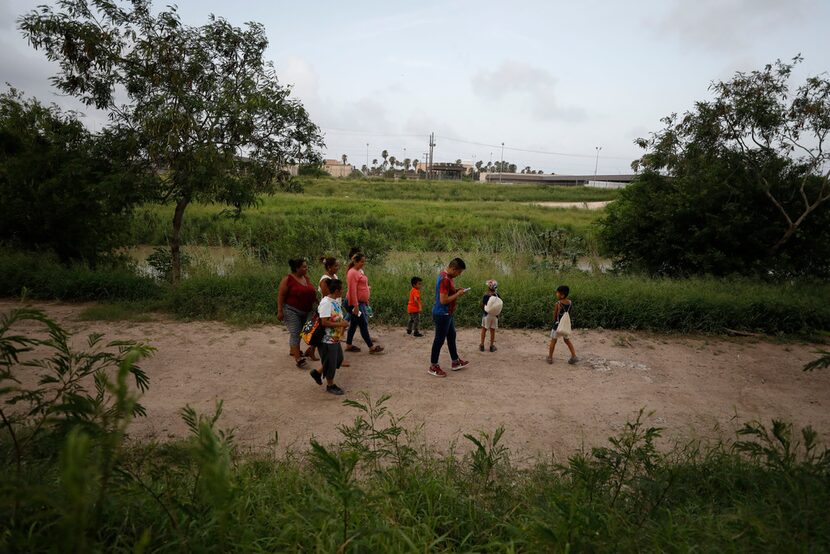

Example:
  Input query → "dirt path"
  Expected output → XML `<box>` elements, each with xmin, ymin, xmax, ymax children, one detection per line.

<box><xmin>4</xmin><ymin>301</ymin><xmax>829</xmax><ymax>458</ymax></box>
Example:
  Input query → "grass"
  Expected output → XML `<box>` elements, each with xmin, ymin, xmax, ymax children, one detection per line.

<box><xmin>296</xmin><ymin>176</ymin><xmax>620</xmax><ymax>202</ymax></box>
<box><xmin>4</xmin><ymin>249</ymin><xmax>829</xmax><ymax>334</ymax></box>
<box><xmin>129</xmin><ymin>194</ymin><xmax>604</xmax><ymax>255</ymax></box>
<box><xmin>76</xmin><ymin>302</ymin><xmax>159</xmax><ymax>322</ymax></box>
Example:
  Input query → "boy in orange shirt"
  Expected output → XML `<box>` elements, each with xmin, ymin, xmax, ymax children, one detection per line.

<box><xmin>406</xmin><ymin>276</ymin><xmax>424</xmax><ymax>337</ymax></box>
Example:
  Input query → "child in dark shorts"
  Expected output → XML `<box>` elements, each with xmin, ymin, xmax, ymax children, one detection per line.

<box><xmin>309</xmin><ymin>279</ymin><xmax>349</xmax><ymax>395</ymax></box>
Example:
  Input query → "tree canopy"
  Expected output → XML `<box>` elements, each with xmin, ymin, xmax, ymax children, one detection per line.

<box><xmin>600</xmin><ymin>57</ymin><xmax>830</xmax><ymax>278</ymax></box>
<box><xmin>0</xmin><ymin>89</ymin><xmax>150</xmax><ymax>263</ymax></box>
<box><xmin>20</xmin><ymin>0</ymin><xmax>323</xmax><ymax>280</ymax></box>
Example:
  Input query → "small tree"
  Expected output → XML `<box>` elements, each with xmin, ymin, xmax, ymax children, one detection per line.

<box><xmin>341</xmin><ymin>154</ymin><xmax>348</xmax><ymax>165</ymax></box>
<box><xmin>20</xmin><ymin>0</ymin><xmax>322</xmax><ymax>282</ymax></box>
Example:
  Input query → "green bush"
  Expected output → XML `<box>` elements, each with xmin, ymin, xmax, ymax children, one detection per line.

<box><xmin>0</xmin><ymin>249</ymin><xmax>162</xmax><ymax>301</ymax></box>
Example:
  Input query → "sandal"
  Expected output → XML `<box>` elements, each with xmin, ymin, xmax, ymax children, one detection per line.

<box><xmin>345</xmin><ymin>345</ymin><xmax>361</xmax><ymax>353</ymax></box>
<box><xmin>369</xmin><ymin>345</ymin><xmax>385</xmax><ymax>355</ymax></box>
<box><xmin>546</xmin><ymin>356</ymin><xmax>553</xmax><ymax>365</ymax></box>
<box><xmin>295</xmin><ymin>356</ymin><xmax>307</xmax><ymax>368</ymax></box>
<box><xmin>342</xmin><ymin>359</ymin><xmax>351</xmax><ymax>367</ymax></box>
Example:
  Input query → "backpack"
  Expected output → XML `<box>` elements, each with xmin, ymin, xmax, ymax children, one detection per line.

<box><xmin>557</xmin><ymin>306</ymin><xmax>572</xmax><ymax>336</ymax></box>
<box><xmin>485</xmin><ymin>295</ymin><xmax>503</xmax><ymax>316</ymax></box>
<box><xmin>301</xmin><ymin>313</ymin><xmax>325</xmax><ymax>346</ymax></box>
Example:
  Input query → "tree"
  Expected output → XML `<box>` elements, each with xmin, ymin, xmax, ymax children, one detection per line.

<box><xmin>601</xmin><ymin>58</ymin><xmax>830</xmax><ymax>277</ymax></box>
<box><xmin>475</xmin><ymin>160</ymin><xmax>483</xmax><ymax>172</ymax></box>
<box><xmin>413</xmin><ymin>159</ymin><xmax>419</xmax><ymax>172</ymax></box>
<box><xmin>342</xmin><ymin>154</ymin><xmax>348</xmax><ymax>165</ymax></box>
<box><xmin>20</xmin><ymin>0</ymin><xmax>322</xmax><ymax>283</ymax></box>
<box><xmin>388</xmin><ymin>155</ymin><xmax>397</xmax><ymax>169</ymax></box>
<box><xmin>403</xmin><ymin>158</ymin><xmax>411</xmax><ymax>171</ymax></box>
<box><xmin>0</xmin><ymin>89</ymin><xmax>150</xmax><ymax>263</ymax></box>
<box><xmin>633</xmin><ymin>57</ymin><xmax>830</xmax><ymax>255</ymax></box>
<box><xmin>381</xmin><ymin>149</ymin><xmax>389</xmax><ymax>169</ymax></box>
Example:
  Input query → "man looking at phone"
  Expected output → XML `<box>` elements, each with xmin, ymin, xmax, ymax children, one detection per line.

<box><xmin>428</xmin><ymin>257</ymin><xmax>470</xmax><ymax>377</ymax></box>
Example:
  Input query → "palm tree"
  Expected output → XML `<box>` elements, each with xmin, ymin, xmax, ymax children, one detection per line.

<box><xmin>381</xmin><ymin>149</ymin><xmax>389</xmax><ymax>169</ymax></box>
<box><xmin>388</xmin><ymin>155</ymin><xmax>397</xmax><ymax>169</ymax></box>
<box><xmin>455</xmin><ymin>158</ymin><xmax>462</xmax><ymax>165</ymax></box>
<box><xmin>342</xmin><ymin>154</ymin><xmax>348</xmax><ymax>165</ymax></box>
<box><xmin>403</xmin><ymin>158</ymin><xmax>411</xmax><ymax>171</ymax></box>
<box><xmin>413</xmin><ymin>159</ymin><xmax>419</xmax><ymax>172</ymax></box>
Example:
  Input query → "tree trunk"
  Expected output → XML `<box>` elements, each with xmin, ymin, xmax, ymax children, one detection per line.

<box><xmin>171</xmin><ymin>198</ymin><xmax>189</xmax><ymax>285</ymax></box>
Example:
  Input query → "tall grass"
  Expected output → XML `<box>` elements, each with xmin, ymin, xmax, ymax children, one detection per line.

<box><xmin>129</xmin><ymin>195</ymin><xmax>603</xmax><ymax>254</ymax></box>
<box><xmin>2</xmin><ymin>312</ymin><xmax>829</xmax><ymax>552</ymax></box>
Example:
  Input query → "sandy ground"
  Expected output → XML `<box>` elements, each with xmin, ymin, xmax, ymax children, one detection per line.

<box><xmin>532</xmin><ymin>201</ymin><xmax>612</xmax><ymax>210</ymax></box>
<box><xmin>3</xmin><ymin>300</ymin><xmax>829</xmax><ymax>460</ymax></box>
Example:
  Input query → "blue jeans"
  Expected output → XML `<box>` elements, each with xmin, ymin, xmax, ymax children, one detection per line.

<box><xmin>431</xmin><ymin>314</ymin><xmax>458</xmax><ymax>365</ymax></box>
<box><xmin>346</xmin><ymin>302</ymin><xmax>373</xmax><ymax>348</ymax></box>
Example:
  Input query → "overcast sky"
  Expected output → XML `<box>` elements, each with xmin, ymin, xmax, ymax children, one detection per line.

<box><xmin>2</xmin><ymin>0</ymin><xmax>828</xmax><ymax>174</ymax></box>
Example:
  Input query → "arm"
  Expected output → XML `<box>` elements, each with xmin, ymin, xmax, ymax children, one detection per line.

<box><xmin>321</xmin><ymin>317</ymin><xmax>349</xmax><ymax>329</ymax></box>
<box><xmin>320</xmin><ymin>278</ymin><xmax>331</xmax><ymax>297</ymax></box>
<box><xmin>277</xmin><ymin>276</ymin><xmax>289</xmax><ymax>321</ymax></box>
<box><xmin>552</xmin><ymin>302</ymin><xmax>560</xmax><ymax>323</ymax></box>
<box><xmin>440</xmin><ymin>288</ymin><xmax>466</xmax><ymax>305</ymax></box>
<box><xmin>347</xmin><ymin>270</ymin><xmax>360</xmax><ymax>314</ymax></box>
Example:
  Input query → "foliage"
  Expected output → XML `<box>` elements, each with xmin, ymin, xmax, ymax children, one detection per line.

<box><xmin>4</xmin><ymin>248</ymin><xmax>830</xmax><ymax>333</ymax></box>
<box><xmin>297</xmin><ymin>163</ymin><xmax>329</xmax><ymax>177</ymax></box>
<box><xmin>606</xmin><ymin>57</ymin><xmax>830</xmax><ymax>278</ymax></box>
<box><xmin>0</xmin><ymin>89</ymin><xmax>149</xmax><ymax>263</ymax></box>
<box><xmin>804</xmin><ymin>350</ymin><xmax>830</xmax><ymax>372</ymax></box>
<box><xmin>146</xmin><ymin>246</ymin><xmax>191</xmax><ymax>282</ymax></box>
<box><xmin>20</xmin><ymin>0</ymin><xmax>324</xmax><ymax>282</ymax></box>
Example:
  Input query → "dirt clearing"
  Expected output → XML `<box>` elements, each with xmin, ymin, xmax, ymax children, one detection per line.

<box><xmin>4</xmin><ymin>301</ymin><xmax>829</xmax><ymax>458</ymax></box>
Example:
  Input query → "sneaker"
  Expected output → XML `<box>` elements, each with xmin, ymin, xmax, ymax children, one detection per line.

<box><xmin>309</xmin><ymin>369</ymin><xmax>323</xmax><ymax>386</ymax></box>
<box><xmin>326</xmin><ymin>384</ymin><xmax>345</xmax><ymax>395</ymax></box>
<box><xmin>479</xmin><ymin>344</ymin><xmax>485</xmax><ymax>352</ymax></box>
<box><xmin>413</xmin><ymin>332</ymin><xmax>424</xmax><ymax>337</ymax></box>
<box><xmin>428</xmin><ymin>365</ymin><xmax>447</xmax><ymax>378</ymax></box>
<box><xmin>489</xmin><ymin>345</ymin><xmax>497</xmax><ymax>353</ymax></box>
<box><xmin>451</xmin><ymin>359</ymin><xmax>470</xmax><ymax>371</ymax></box>
<box><xmin>568</xmin><ymin>356</ymin><xmax>579</xmax><ymax>365</ymax></box>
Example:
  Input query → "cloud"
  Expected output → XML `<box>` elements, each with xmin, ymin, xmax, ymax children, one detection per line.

<box><xmin>653</xmin><ymin>0</ymin><xmax>813</xmax><ymax>51</ymax></box>
<box><xmin>470</xmin><ymin>61</ymin><xmax>586</xmax><ymax>122</ymax></box>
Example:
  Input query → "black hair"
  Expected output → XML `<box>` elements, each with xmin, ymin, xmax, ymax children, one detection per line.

<box><xmin>556</xmin><ymin>285</ymin><xmax>570</xmax><ymax>297</ymax></box>
<box><xmin>411</xmin><ymin>276</ymin><xmax>423</xmax><ymax>287</ymax></box>
<box><xmin>288</xmin><ymin>258</ymin><xmax>307</xmax><ymax>272</ymax></box>
<box><xmin>448</xmin><ymin>257</ymin><xmax>466</xmax><ymax>270</ymax></box>
<box><xmin>348</xmin><ymin>252</ymin><xmax>365</xmax><ymax>270</ymax></box>
<box><xmin>347</xmin><ymin>246</ymin><xmax>361</xmax><ymax>259</ymax></box>
<box><xmin>327</xmin><ymin>279</ymin><xmax>343</xmax><ymax>294</ymax></box>
<box><xmin>320</xmin><ymin>256</ymin><xmax>338</xmax><ymax>271</ymax></box>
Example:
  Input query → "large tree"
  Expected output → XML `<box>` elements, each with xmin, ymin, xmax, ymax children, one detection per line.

<box><xmin>0</xmin><ymin>89</ymin><xmax>150</xmax><ymax>263</ymax></box>
<box><xmin>20</xmin><ymin>0</ymin><xmax>323</xmax><ymax>282</ymax></box>
<box><xmin>601</xmin><ymin>58</ymin><xmax>830</xmax><ymax>277</ymax></box>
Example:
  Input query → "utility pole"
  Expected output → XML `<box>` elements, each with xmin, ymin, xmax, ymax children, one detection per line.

<box><xmin>428</xmin><ymin>132</ymin><xmax>436</xmax><ymax>180</ymax></box>
<box><xmin>500</xmin><ymin>142</ymin><xmax>504</xmax><ymax>183</ymax></box>
<box><xmin>594</xmin><ymin>146</ymin><xmax>602</xmax><ymax>181</ymax></box>
<box><xmin>366</xmin><ymin>143</ymin><xmax>369</xmax><ymax>175</ymax></box>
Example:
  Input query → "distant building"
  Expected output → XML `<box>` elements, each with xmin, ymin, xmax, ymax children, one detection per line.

<box><xmin>479</xmin><ymin>172</ymin><xmax>637</xmax><ymax>186</ymax></box>
<box><xmin>322</xmin><ymin>159</ymin><xmax>353</xmax><ymax>178</ymax></box>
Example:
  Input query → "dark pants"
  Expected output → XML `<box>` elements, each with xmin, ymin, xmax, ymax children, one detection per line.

<box><xmin>431</xmin><ymin>314</ymin><xmax>458</xmax><ymax>365</ymax></box>
<box><xmin>319</xmin><ymin>343</ymin><xmax>343</xmax><ymax>381</ymax></box>
<box><xmin>407</xmin><ymin>313</ymin><xmax>421</xmax><ymax>333</ymax></box>
<box><xmin>346</xmin><ymin>302</ymin><xmax>373</xmax><ymax>347</ymax></box>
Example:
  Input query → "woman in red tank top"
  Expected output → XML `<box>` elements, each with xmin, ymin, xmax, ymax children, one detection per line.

<box><xmin>277</xmin><ymin>259</ymin><xmax>318</xmax><ymax>367</ymax></box>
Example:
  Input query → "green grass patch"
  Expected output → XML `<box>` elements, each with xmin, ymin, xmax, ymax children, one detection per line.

<box><xmin>297</xmin><ymin>176</ymin><xmax>620</xmax><ymax>202</ymax></box>
<box><xmin>76</xmin><ymin>302</ymin><xmax>159</xmax><ymax>322</ymax></box>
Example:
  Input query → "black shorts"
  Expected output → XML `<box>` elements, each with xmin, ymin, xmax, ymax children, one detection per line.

<box><xmin>319</xmin><ymin>342</ymin><xmax>344</xmax><ymax>378</ymax></box>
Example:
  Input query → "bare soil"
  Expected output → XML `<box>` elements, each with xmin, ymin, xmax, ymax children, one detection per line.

<box><xmin>4</xmin><ymin>301</ymin><xmax>829</xmax><ymax>459</ymax></box>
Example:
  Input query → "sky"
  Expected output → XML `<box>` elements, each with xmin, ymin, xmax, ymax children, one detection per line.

<box><xmin>2</xmin><ymin>0</ymin><xmax>829</xmax><ymax>174</ymax></box>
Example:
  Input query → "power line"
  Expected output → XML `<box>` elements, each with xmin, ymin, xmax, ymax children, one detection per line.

<box><xmin>439</xmin><ymin>135</ymin><xmax>633</xmax><ymax>160</ymax></box>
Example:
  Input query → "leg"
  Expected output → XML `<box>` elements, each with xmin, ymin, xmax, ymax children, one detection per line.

<box><xmin>356</xmin><ymin>303</ymin><xmax>374</xmax><ymax>348</ymax></box>
<box><xmin>413</xmin><ymin>313</ymin><xmax>421</xmax><ymax>334</ymax></box>
<box><xmin>346</xmin><ymin>313</ymin><xmax>359</xmax><ymax>345</ymax></box>
<box><xmin>284</xmin><ymin>307</ymin><xmax>307</xmax><ymax>366</ymax></box>
<box><xmin>479</xmin><ymin>326</ymin><xmax>486</xmax><ymax>348</ymax></box>
<box><xmin>431</xmin><ymin>314</ymin><xmax>451</xmax><ymax>365</ymax></box>
<box><xmin>446</xmin><ymin>316</ymin><xmax>459</xmax><ymax>361</ymax></box>
<box><xmin>489</xmin><ymin>328</ymin><xmax>496</xmax><ymax>347</ymax></box>
<box><xmin>407</xmin><ymin>314</ymin><xmax>414</xmax><ymax>334</ymax></box>
<box><xmin>564</xmin><ymin>338</ymin><xmax>577</xmax><ymax>358</ymax></box>
<box><xmin>547</xmin><ymin>337</ymin><xmax>557</xmax><ymax>363</ymax></box>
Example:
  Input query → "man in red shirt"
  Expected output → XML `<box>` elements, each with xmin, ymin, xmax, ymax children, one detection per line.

<box><xmin>429</xmin><ymin>258</ymin><xmax>470</xmax><ymax>377</ymax></box>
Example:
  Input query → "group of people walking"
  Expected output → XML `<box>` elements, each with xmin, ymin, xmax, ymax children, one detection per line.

<box><xmin>278</xmin><ymin>252</ymin><xmax>579</xmax><ymax>395</ymax></box>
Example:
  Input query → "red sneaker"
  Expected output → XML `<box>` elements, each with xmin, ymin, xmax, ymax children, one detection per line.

<box><xmin>451</xmin><ymin>359</ymin><xmax>470</xmax><ymax>371</ymax></box>
<box><xmin>428</xmin><ymin>365</ymin><xmax>447</xmax><ymax>377</ymax></box>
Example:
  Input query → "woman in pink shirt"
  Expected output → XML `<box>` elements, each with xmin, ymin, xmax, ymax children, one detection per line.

<box><xmin>344</xmin><ymin>253</ymin><xmax>384</xmax><ymax>354</ymax></box>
